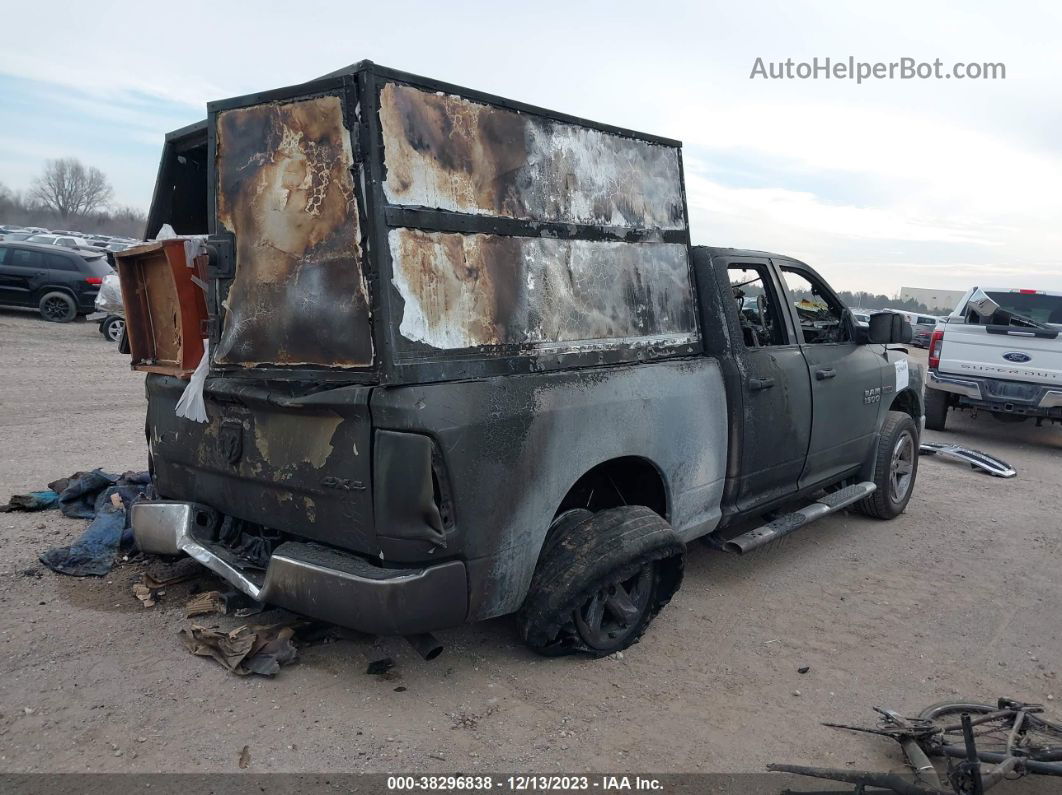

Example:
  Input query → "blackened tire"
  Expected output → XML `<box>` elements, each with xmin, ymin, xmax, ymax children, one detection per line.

<box><xmin>38</xmin><ymin>291</ymin><xmax>77</xmax><ymax>323</ymax></box>
<box><xmin>924</xmin><ymin>387</ymin><xmax>949</xmax><ymax>431</ymax></box>
<box><xmin>517</xmin><ymin>505</ymin><xmax>685</xmax><ymax>658</ymax></box>
<box><xmin>856</xmin><ymin>411</ymin><xmax>919</xmax><ymax>520</ymax></box>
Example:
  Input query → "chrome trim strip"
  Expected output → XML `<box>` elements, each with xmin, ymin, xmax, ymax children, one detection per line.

<box><xmin>927</xmin><ymin>371</ymin><xmax>983</xmax><ymax>400</ymax></box>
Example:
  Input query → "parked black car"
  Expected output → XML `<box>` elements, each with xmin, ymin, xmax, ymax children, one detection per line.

<box><xmin>0</xmin><ymin>242</ymin><xmax>112</xmax><ymax>321</ymax></box>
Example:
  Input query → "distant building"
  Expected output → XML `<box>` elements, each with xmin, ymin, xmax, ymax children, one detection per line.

<box><xmin>899</xmin><ymin>286</ymin><xmax>965</xmax><ymax>312</ymax></box>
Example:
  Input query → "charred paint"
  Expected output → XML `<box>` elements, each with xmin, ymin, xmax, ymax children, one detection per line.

<box><xmin>379</xmin><ymin>83</ymin><xmax>685</xmax><ymax>230</ymax></box>
<box><xmin>214</xmin><ymin>95</ymin><xmax>373</xmax><ymax>368</ymax></box>
<box><xmin>252</xmin><ymin>413</ymin><xmax>343</xmax><ymax>473</ymax></box>
<box><xmin>389</xmin><ymin>228</ymin><xmax>698</xmax><ymax>350</ymax></box>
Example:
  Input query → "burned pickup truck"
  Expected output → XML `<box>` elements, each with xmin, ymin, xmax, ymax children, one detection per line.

<box><xmin>123</xmin><ymin>61</ymin><xmax>922</xmax><ymax>658</ymax></box>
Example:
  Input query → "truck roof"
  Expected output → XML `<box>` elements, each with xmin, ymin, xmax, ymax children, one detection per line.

<box><xmin>694</xmin><ymin>245</ymin><xmax>807</xmax><ymax>265</ymax></box>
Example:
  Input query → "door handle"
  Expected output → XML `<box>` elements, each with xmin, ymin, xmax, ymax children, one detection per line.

<box><xmin>815</xmin><ymin>368</ymin><xmax>836</xmax><ymax>381</ymax></box>
<box><xmin>749</xmin><ymin>377</ymin><xmax>775</xmax><ymax>391</ymax></box>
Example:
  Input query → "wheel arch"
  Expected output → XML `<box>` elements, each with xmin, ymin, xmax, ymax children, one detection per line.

<box><xmin>889</xmin><ymin>387</ymin><xmax>923</xmax><ymax>425</ymax></box>
<box><xmin>553</xmin><ymin>454</ymin><xmax>671</xmax><ymax>524</ymax></box>
<box><xmin>34</xmin><ymin>283</ymin><xmax>79</xmax><ymax>304</ymax></box>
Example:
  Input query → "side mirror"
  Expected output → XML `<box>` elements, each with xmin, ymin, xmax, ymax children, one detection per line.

<box><xmin>866</xmin><ymin>312</ymin><xmax>913</xmax><ymax>344</ymax></box>
<box><xmin>968</xmin><ymin>287</ymin><xmax>1000</xmax><ymax>319</ymax></box>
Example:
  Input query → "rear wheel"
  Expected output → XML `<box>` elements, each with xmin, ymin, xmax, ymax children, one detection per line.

<box><xmin>38</xmin><ymin>291</ymin><xmax>77</xmax><ymax>323</ymax></box>
<box><xmin>924</xmin><ymin>387</ymin><xmax>949</xmax><ymax>431</ymax></box>
<box><xmin>856</xmin><ymin>411</ymin><xmax>919</xmax><ymax>519</ymax></box>
<box><xmin>101</xmin><ymin>315</ymin><xmax>125</xmax><ymax>342</ymax></box>
<box><xmin>518</xmin><ymin>505</ymin><xmax>684</xmax><ymax>658</ymax></box>
<box><xmin>917</xmin><ymin>701</ymin><xmax>1062</xmax><ymax>760</ymax></box>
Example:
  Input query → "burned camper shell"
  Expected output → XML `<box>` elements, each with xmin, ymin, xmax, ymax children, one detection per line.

<box><xmin>134</xmin><ymin>62</ymin><xmax>727</xmax><ymax>652</ymax></box>
<box><xmin>144</xmin><ymin>60</ymin><xmax>701</xmax><ymax>384</ymax></box>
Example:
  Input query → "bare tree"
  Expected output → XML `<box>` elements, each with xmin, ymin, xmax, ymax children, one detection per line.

<box><xmin>29</xmin><ymin>158</ymin><xmax>114</xmax><ymax>221</ymax></box>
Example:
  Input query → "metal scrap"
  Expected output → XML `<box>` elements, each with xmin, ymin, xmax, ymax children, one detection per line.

<box><xmin>919</xmin><ymin>442</ymin><xmax>1017</xmax><ymax>478</ymax></box>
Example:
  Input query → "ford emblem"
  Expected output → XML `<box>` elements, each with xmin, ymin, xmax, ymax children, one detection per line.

<box><xmin>1003</xmin><ymin>352</ymin><xmax>1031</xmax><ymax>363</ymax></box>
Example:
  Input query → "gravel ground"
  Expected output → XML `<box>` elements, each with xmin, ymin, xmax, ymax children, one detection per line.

<box><xmin>1</xmin><ymin>306</ymin><xmax>1060</xmax><ymax>778</ymax></box>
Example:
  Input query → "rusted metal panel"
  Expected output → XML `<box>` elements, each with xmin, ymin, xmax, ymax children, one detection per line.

<box><xmin>214</xmin><ymin>95</ymin><xmax>373</xmax><ymax>368</ymax></box>
<box><xmin>379</xmin><ymin>83</ymin><xmax>685</xmax><ymax>231</ymax></box>
<box><xmin>389</xmin><ymin>228</ymin><xmax>698</xmax><ymax>350</ymax></box>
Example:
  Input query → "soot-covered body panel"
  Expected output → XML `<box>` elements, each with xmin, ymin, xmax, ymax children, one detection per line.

<box><xmin>369</xmin><ymin>357</ymin><xmax>727</xmax><ymax>619</ymax></box>
<box><xmin>389</xmin><ymin>230</ymin><xmax>697</xmax><ymax>351</ymax></box>
<box><xmin>214</xmin><ymin>94</ymin><xmax>373</xmax><ymax>369</ymax></box>
<box><xmin>378</xmin><ymin>82</ymin><xmax>686</xmax><ymax>230</ymax></box>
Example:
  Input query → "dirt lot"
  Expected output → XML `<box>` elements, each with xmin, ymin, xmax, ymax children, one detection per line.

<box><xmin>1</xmin><ymin>306</ymin><xmax>1060</xmax><ymax>776</ymax></box>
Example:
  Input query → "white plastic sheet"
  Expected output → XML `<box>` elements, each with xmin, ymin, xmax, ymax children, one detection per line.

<box><xmin>175</xmin><ymin>339</ymin><xmax>210</xmax><ymax>423</ymax></box>
<box><xmin>94</xmin><ymin>273</ymin><xmax>124</xmax><ymax>316</ymax></box>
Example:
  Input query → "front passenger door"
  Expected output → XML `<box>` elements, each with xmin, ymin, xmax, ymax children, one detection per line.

<box><xmin>777</xmin><ymin>262</ymin><xmax>884</xmax><ymax>488</ymax></box>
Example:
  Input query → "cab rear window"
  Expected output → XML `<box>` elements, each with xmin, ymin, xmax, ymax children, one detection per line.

<box><xmin>987</xmin><ymin>291</ymin><xmax>1062</xmax><ymax>325</ymax></box>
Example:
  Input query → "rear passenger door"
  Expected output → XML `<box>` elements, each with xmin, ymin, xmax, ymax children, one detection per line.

<box><xmin>0</xmin><ymin>247</ymin><xmax>44</xmax><ymax>306</ymax></box>
<box><xmin>725</xmin><ymin>259</ymin><xmax>813</xmax><ymax>510</ymax></box>
<box><xmin>776</xmin><ymin>261</ymin><xmax>884</xmax><ymax>488</ymax></box>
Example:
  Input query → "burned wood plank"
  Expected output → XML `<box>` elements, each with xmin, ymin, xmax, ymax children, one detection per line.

<box><xmin>389</xmin><ymin>228</ymin><xmax>698</xmax><ymax>350</ymax></box>
<box><xmin>214</xmin><ymin>95</ymin><xmax>373</xmax><ymax>368</ymax></box>
<box><xmin>379</xmin><ymin>83</ymin><xmax>685</xmax><ymax>231</ymax></box>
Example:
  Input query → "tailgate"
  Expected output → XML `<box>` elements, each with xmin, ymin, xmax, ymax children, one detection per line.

<box><xmin>940</xmin><ymin>322</ymin><xmax>1062</xmax><ymax>387</ymax></box>
<box><xmin>146</xmin><ymin>375</ymin><xmax>375</xmax><ymax>554</ymax></box>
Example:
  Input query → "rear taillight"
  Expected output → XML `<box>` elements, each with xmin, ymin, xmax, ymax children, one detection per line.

<box><xmin>85</xmin><ymin>277</ymin><xmax>103</xmax><ymax>286</ymax></box>
<box><xmin>928</xmin><ymin>329</ymin><xmax>944</xmax><ymax>369</ymax></box>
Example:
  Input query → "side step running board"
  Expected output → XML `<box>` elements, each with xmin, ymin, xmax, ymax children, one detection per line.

<box><xmin>919</xmin><ymin>442</ymin><xmax>1017</xmax><ymax>478</ymax></box>
<box><xmin>723</xmin><ymin>481</ymin><xmax>877</xmax><ymax>555</ymax></box>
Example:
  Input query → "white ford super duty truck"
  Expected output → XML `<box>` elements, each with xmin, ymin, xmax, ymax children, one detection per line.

<box><xmin>925</xmin><ymin>287</ymin><xmax>1062</xmax><ymax>430</ymax></box>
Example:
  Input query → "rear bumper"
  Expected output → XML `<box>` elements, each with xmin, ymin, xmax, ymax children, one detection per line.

<box><xmin>131</xmin><ymin>501</ymin><xmax>468</xmax><ymax>635</ymax></box>
<box><xmin>927</xmin><ymin>370</ymin><xmax>1062</xmax><ymax>416</ymax></box>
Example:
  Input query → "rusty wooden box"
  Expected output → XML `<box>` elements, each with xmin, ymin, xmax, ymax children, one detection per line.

<box><xmin>115</xmin><ymin>239</ymin><xmax>209</xmax><ymax>378</ymax></box>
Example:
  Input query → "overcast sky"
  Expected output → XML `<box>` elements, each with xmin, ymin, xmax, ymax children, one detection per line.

<box><xmin>1</xmin><ymin>0</ymin><xmax>1059</xmax><ymax>294</ymax></box>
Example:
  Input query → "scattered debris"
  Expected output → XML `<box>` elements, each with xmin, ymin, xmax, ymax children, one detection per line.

<box><xmin>773</xmin><ymin>697</ymin><xmax>1062</xmax><ymax>793</ymax></box>
<box><xmin>184</xmin><ymin>590</ymin><xmax>226</xmax><ymax>618</ymax></box>
<box><xmin>798</xmin><ymin>665</ymin><xmax>811</xmax><ymax>674</ymax></box>
<box><xmin>366</xmin><ymin>657</ymin><xmax>395</xmax><ymax>676</ymax></box>
<box><xmin>919</xmin><ymin>442</ymin><xmax>1017</xmax><ymax>478</ymax></box>
<box><xmin>132</xmin><ymin>571</ymin><xmax>199</xmax><ymax>609</ymax></box>
<box><xmin>394</xmin><ymin>686</ymin><xmax>408</xmax><ymax>692</ymax></box>
<box><xmin>132</xmin><ymin>582</ymin><xmax>157</xmax><ymax>609</ymax></box>
<box><xmin>238</xmin><ymin>745</ymin><xmax>250</xmax><ymax>769</ymax></box>
<box><xmin>179</xmin><ymin>620</ymin><xmax>299</xmax><ymax>677</ymax></box>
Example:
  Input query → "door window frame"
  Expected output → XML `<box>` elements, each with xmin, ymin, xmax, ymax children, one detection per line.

<box><xmin>723</xmin><ymin>257</ymin><xmax>800</xmax><ymax>350</ymax></box>
<box><xmin>775</xmin><ymin>260</ymin><xmax>854</xmax><ymax>347</ymax></box>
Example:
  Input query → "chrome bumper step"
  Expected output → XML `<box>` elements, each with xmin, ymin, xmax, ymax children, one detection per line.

<box><xmin>723</xmin><ymin>481</ymin><xmax>877</xmax><ymax>555</ymax></box>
